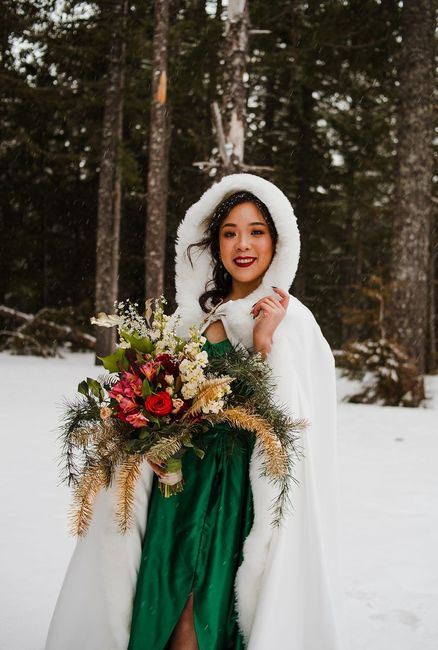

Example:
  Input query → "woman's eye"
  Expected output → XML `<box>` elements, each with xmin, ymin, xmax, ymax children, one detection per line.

<box><xmin>223</xmin><ymin>231</ymin><xmax>235</xmax><ymax>238</ymax></box>
<box><xmin>252</xmin><ymin>229</ymin><xmax>264</xmax><ymax>236</ymax></box>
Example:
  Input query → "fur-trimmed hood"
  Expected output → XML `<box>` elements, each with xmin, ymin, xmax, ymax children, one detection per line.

<box><xmin>174</xmin><ymin>173</ymin><xmax>300</xmax><ymax>326</ymax></box>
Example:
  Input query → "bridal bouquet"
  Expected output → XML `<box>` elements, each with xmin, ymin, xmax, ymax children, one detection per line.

<box><xmin>60</xmin><ymin>297</ymin><xmax>306</xmax><ymax>536</ymax></box>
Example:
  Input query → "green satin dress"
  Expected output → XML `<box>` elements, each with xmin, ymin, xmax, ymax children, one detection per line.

<box><xmin>128</xmin><ymin>338</ymin><xmax>255</xmax><ymax>650</ymax></box>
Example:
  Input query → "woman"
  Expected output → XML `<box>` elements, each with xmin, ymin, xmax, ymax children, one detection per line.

<box><xmin>45</xmin><ymin>173</ymin><xmax>344</xmax><ymax>650</ymax></box>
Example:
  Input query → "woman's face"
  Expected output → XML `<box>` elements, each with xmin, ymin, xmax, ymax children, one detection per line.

<box><xmin>218</xmin><ymin>201</ymin><xmax>274</xmax><ymax>290</ymax></box>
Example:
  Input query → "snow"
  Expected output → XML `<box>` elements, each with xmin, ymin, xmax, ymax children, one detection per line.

<box><xmin>1</xmin><ymin>351</ymin><xmax>437</xmax><ymax>650</ymax></box>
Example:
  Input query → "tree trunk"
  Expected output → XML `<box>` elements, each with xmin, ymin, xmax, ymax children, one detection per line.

<box><xmin>145</xmin><ymin>0</ymin><xmax>170</xmax><ymax>300</ymax></box>
<box><xmin>427</xmin><ymin>206</ymin><xmax>437</xmax><ymax>371</ymax></box>
<box><xmin>95</xmin><ymin>0</ymin><xmax>127</xmax><ymax>362</ymax></box>
<box><xmin>292</xmin><ymin>83</ymin><xmax>315</xmax><ymax>303</ymax></box>
<box><xmin>215</xmin><ymin>0</ymin><xmax>249</xmax><ymax>178</ymax></box>
<box><xmin>386</xmin><ymin>0</ymin><xmax>434</xmax><ymax>380</ymax></box>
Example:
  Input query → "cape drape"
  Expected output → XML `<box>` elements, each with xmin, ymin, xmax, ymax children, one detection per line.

<box><xmin>45</xmin><ymin>173</ymin><xmax>344</xmax><ymax>650</ymax></box>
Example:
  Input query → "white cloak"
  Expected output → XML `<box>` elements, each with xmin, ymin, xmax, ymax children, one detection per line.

<box><xmin>45</xmin><ymin>173</ymin><xmax>344</xmax><ymax>649</ymax></box>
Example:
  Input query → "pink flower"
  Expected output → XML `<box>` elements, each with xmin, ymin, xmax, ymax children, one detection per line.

<box><xmin>108</xmin><ymin>381</ymin><xmax>125</xmax><ymax>400</ymax></box>
<box><xmin>139</xmin><ymin>362</ymin><xmax>156</xmax><ymax>382</ymax></box>
<box><xmin>122</xmin><ymin>371</ymin><xmax>143</xmax><ymax>397</ymax></box>
<box><xmin>118</xmin><ymin>397</ymin><xmax>138</xmax><ymax>414</ymax></box>
<box><xmin>171</xmin><ymin>398</ymin><xmax>184</xmax><ymax>414</ymax></box>
<box><xmin>125</xmin><ymin>411</ymin><xmax>149</xmax><ymax>428</ymax></box>
<box><xmin>108</xmin><ymin>374</ymin><xmax>142</xmax><ymax>401</ymax></box>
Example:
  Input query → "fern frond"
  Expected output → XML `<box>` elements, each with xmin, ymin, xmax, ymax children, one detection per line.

<box><xmin>146</xmin><ymin>433</ymin><xmax>185</xmax><ymax>462</ymax></box>
<box><xmin>185</xmin><ymin>376</ymin><xmax>234</xmax><ymax>416</ymax></box>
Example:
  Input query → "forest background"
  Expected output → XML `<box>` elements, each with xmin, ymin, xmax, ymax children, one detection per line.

<box><xmin>1</xmin><ymin>0</ymin><xmax>436</xmax><ymax>406</ymax></box>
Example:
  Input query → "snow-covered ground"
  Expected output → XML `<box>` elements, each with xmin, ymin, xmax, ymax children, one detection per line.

<box><xmin>1</xmin><ymin>351</ymin><xmax>437</xmax><ymax>650</ymax></box>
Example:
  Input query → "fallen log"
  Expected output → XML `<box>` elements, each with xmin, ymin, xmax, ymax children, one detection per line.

<box><xmin>0</xmin><ymin>305</ymin><xmax>96</xmax><ymax>355</ymax></box>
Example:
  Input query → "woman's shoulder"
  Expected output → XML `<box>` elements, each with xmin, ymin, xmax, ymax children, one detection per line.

<box><xmin>284</xmin><ymin>295</ymin><xmax>334</xmax><ymax>364</ymax></box>
<box><xmin>286</xmin><ymin>295</ymin><xmax>319</xmax><ymax>327</ymax></box>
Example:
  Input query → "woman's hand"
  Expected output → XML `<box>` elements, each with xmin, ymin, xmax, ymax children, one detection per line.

<box><xmin>147</xmin><ymin>458</ymin><xmax>167</xmax><ymax>478</ymax></box>
<box><xmin>251</xmin><ymin>287</ymin><xmax>290</xmax><ymax>358</ymax></box>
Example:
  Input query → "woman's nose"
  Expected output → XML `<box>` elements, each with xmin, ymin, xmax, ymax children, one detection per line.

<box><xmin>235</xmin><ymin>237</ymin><xmax>251</xmax><ymax>250</ymax></box>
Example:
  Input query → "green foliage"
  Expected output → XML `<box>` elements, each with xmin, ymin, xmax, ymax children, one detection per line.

<box><xmin>141</xmin><ymin>377</ymin><xmax>152</xmax><ymax>397</ymax></box>
<box><xmin>99</xmin><ymin>347</ymin><xmax>129</xmax><ymax>372</ymax></box>
<box><xmin>120</xmin><ymin>330</ymin><xmax>153</xmax><ymax>353</ymax></box>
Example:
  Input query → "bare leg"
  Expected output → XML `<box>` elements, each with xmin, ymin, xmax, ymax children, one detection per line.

<box><xmin>168</xmin><ymin>590</ymin><xmax>199</xmax><ymax>650</ymax></box>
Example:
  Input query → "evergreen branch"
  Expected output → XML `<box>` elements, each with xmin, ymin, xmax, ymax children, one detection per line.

<box><xmin>208</xmin><ymin>406</ymin><xmax>287</xmax><ymax>478</ymax></box>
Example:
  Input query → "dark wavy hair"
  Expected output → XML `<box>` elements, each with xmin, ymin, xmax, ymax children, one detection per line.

<box><xmin>187</xmin><ymin>190</ymin><xmax>278</xmax><ymax>312</ymax></box>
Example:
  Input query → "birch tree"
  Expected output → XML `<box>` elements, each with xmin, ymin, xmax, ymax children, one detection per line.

<box><xmin>195</xmin><ymin>0</ymin><xmax>272</xmax><ymax>178</ymax></box>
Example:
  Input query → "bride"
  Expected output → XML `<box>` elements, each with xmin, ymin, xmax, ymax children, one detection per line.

<box><xmin>45</xmin><ymin>172</ymin><xmax>344</xmax><ymax>649</ymax></box>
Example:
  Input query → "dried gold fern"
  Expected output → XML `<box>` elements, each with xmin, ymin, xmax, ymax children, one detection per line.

<box><xmin>146</xmin><ymin>434</ymin><xmax>184</xmax><ymax>463</ymax></box>
<box><xmin>210</xmin><ymin>406</ymin><xmax>288</xmax><ymax>478</ymax></box>
<box><xmin>70</xmin><ymin>418</ymin><xmax>118</xmax><ymax>447</ymax></box>
<box><xmin>115</xmin><ymin>456</ymin><xmax>144</xmax><ymax>533</ymax></box>
<box><xmin>185</xmin><ymin>376</ymin><xmax>234</xmax><ymax>417</ymax></box>
<box><xmin>68</xmin><ymin>465</ymin><xmax>106</xmax><ymax>537</ymax></box>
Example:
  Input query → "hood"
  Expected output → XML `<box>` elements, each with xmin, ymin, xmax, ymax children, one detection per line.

<box><xmin>174</xmin><ymin>172</ymin><xmax>300</xmax><ymax>322</ymax></box>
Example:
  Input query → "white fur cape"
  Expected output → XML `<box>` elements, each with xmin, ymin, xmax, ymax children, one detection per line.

<box><xmin>45</xmin><ymin>173</ymin><xmax>344</xmax><ymax>649</ymax></box>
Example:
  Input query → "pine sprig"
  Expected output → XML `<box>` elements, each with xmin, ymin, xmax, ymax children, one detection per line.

<box><xmin>58</xmin><ymin>395</ymin><xmax>101</xmax><ymax>487</ymax></box>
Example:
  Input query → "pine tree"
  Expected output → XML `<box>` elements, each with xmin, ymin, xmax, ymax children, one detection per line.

<box><xmin>386</xmin><ymin>0</ymin><xmax>435</xmax><ymax>385</ymax></box>
<box><xmin>144</xmin><ymin>0</ymin><xmax>170</xmax><ymax>299</ymax></box>
<box><xmin>95</xmin><ymin>0</ymin><xmax>128</xmax><ymax>360</ymax></box>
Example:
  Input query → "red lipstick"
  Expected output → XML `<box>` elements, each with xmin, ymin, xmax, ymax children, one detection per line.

<box><xmin>233</xmin><ymin>256</ymin><xmax>256</xmax><ymax>268</ymax></box>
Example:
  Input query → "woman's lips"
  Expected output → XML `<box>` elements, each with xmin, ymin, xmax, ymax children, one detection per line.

<box><xmin>233</xmin><ymin>256</ymin><xmax>256</xmax><ymax>268</ymax></box>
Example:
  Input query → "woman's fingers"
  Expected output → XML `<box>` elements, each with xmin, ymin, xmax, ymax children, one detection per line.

<box><xmin>253</xmin><ymin>302</ymin><xmax>275</xmax><ymax>318</ymax></box>
<box><xmin>272</xmin><ymin>286</ymin><xmax>290</xmax><ymax>308</ymax></box>
<box><xmin>252</xmin><ymin>295</ymin><xmax>285</xmax><ymax>317</ymax></box>
<box><xmin>147</xmin><ymin>458</ymin><xmax>167</xmax><ymax>478</ymax></box>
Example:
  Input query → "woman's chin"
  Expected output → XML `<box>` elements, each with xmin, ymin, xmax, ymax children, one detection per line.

<box><xmin>229</xmin><ymin>268</ymin><xmax>267</xmax><ymax>288</ymax></box>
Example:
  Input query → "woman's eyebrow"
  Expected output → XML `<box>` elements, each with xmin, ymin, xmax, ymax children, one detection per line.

<box><xmin>221</xmin><ymin>221</ymin><xmax>266</xmax><ymax>228</ymax></box>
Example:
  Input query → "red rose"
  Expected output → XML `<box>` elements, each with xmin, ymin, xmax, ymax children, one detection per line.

<box><xmin>145</xmin><ymin>391</ymin><xmax>173</xmax><ymax>416</ymax></box>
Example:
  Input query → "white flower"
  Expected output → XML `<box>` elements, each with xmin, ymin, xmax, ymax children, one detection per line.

<box><xmin>182</xmin><ymin>381</ymin><xmax>198</xmax><ymax>399</ymax></box>
<box><xmin>195</xmin><ymin>351</ymin><xmax>208</xmax><ymax>366</ymax></box>
<box><xmin>90</xmin><ymin>312</ymin><xmax>124</xmax><ymax>328</ymax></box>
<box><xmin>201</xmin><ymin>398</ymin><xmax>225</xmax><ymax>414</ymax></box>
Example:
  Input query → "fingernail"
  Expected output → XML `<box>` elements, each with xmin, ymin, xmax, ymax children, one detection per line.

<box><xmin>160</xmin><ymin>462</ymin><xmax>167</xmax><ymax>468</ymax></box>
